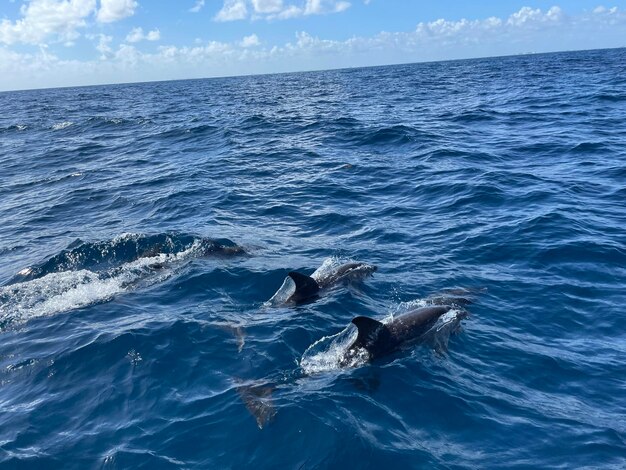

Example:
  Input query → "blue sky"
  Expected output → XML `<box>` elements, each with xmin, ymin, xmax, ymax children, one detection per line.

<box><xmin>1</xmin><ymin>1</ymin><xmax>626</xmax><ymax>91</ymax></box>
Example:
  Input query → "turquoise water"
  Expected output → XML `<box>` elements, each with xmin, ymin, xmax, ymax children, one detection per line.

<box><xmin>1</xmin><ymin>48</ymin><xmax>625</xmax><ymax>468</ymax></box>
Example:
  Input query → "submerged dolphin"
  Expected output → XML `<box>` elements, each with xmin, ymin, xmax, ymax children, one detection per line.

<box><xmin>237</xmin><ymin>382</ymin><xmax>276</xmax><ymax>429</ymax></box>
<box><xmin>340</xmin><ymin>305</ymin><xmax>468</xmax><ymax>366</ymax></box>
<box><xmin>268</xmin><ymin>260</ymin><xmax>377</xmax><ymax>305</ymax></box>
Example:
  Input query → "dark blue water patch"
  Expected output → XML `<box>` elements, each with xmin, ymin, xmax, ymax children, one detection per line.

<box><xmin>145</xmin><ymin>123</ymin><xmax>224</xmax><ymax>142</ymax></box>
<box><xmin>593</xmin><ymin>92</ymin><xmax>626</xmax><ymax>102</ymax></box>
<box><xmin>449</xmin><ymin>107</ymin><xmax>502</xmax><ymax>123</ymax></box>
<box><xmin>1</xmin><ymin>48</ymin><xmax>626</xmax><ymax>468</ymax></box>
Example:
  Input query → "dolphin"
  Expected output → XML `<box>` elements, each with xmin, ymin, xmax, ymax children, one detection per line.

<box><xmin>5</xmin><ymin>236</ymin><xmax>245</xmax><ymax>286</ymax></box>
<box><xmin>267</xmin><ymin>260</ymin><xmax>377</xmax><ymax>305</ymax></box>
<box><xmin>340</xmin><ymin>305</ymin><xmax>468</xmax><ymax>366</ymax></box>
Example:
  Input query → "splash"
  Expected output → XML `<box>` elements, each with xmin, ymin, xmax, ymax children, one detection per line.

<box><xmin>419</xmin><ymin>307</ymin><xmax>468</xmax><ymax>353</ymax></box>
<box><xmin>310</xmin><ymin>256</ymin><xmax>376</xmax><ymax>283</ymax></box>
<box><xmin>0</xmin><ymin>250</ymin><xmax>183</xmax><ymax>330</ymax></box>
<box><xmin>300</xmin><ymin>326</ymin><xmax>370</xmax><ymax>374</ymax></box>
<box><xmin>310</xmin><ymin>257</ymin><xmax>342</xmax><ymax>281</ymax></box>
<box><xmin>264</xmin><ymin>276</ymin><xmax>296</xmax><ymax>307</ymax></box>
<box><xmin>1</xmin><ymin>233</ymin><xmax>244</xmax><ymax>330</ymax></box>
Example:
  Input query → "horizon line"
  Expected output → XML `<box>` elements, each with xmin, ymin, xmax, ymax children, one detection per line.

<box><xmin>2</xmin><ymin>45</ymin><xmax>624</xmax><ymax>95</ymax></box>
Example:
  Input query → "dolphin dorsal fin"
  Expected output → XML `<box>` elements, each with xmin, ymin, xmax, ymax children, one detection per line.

<box><xmin>287</xmin><ymin>271</ymin><xmax>320</xmax><ymax>299</ymax></box>
<box><xmin>351</xmin><ymin>316</ymin><xmax>385</xmax><ymax>349</ymax></box>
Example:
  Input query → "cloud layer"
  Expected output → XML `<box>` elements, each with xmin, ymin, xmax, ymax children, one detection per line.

<box><xmin>214</xmin><ymin>0</ymin><xmax>351</xmax><ymax>21</ymax></box>
<box><xmin>1</xmin><ymin>5</ymin><xmax>626</xmax><ymax>91</ymax></box>
<box><xmin>97</xmin><ymin>0</ymin><xmax>138</xmax><ymax>23</ymax></box>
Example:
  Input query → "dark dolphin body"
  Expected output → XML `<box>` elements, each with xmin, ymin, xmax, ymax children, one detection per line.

<box><xmin>268</xmin><ymin>261</ymin><xmax>377</xmax><ymax>305</ymax></box>
<box><xmin>5</xmin><ymin>235</ymin><xmax>245</xmax><ymax>286</ymax></box>
<box><xmin>195</xmin><ymin>238</ymin><xmax>246</xmax><ymax>257</ymax></box>
<box><xmin>341</xmin><ymin>305</ymin><xmax>469</xmax><ymax>365</ymax></box>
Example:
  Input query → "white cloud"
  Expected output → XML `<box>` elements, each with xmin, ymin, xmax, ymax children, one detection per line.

<box><xmin>0</xmin><ymin>0</ymin><xmax>142</xmax><ymax>45</ymax></box>
<box><xmin>146</xmin><ymin>29</ymin><xmax>160</xmax><ymax>41</ymax></box>
<box><xmin>114</xmin><ymin>43</ymin><xmax>139</xmax><ymax>65</ymax></box>
<box><xmin>216</xmin><ymin>0</ymin><xmax>351</xmax><ymax>21</ymax></box>
<box><xmin>252</xmin><ymin>0</ymin><xmax>283</xmax><ymax>14</ymax></box>
<box><xmin>215</xmin><ymin>0</ymin><xmax>248</xmax><ymax>21</ymax></box>
<box><xmin>279</xmin><ymin>6</ymin><xmax>625</xmax><ymax>61</ymax></box>
<box><xmin>125</xmin><ymin>27</ymin><xmax>160</xmax><ymax>43</ymax></box>
<box><xmin>592</xmin><ymin>5</ymin><xmax>619</xmax><ymax>16</ymax></box>
<box><xmin>189</xmin><ymin>0</ymin><xmax>205</xmax><ymax>13</ymax></box>
<box><xmin>240</xmin><ymin>33</ymin><xmax>260</xmax><ymax>47</ymax></box>
<box><xmin>273</xmin><ymin>5</ymin><xmax>300</xmax><ymax>19</ymax></box>
<box><xmin>334</xmin><ymin>1</ymin><xmax>350</xmax><ymax>13</ymax></box>
<box><xmin>0</xmin><ymin>0</ymin><xmax>96</xmax><ymax>45</ymax></box>
<box><xmin>303</xmin><ymin>0</ymin><xmax>320</xmax><ymax>14</ymax></box>
<box><xmin>506</xmin><ymin>6</ymin><xmax>563</xmax><ymax>27</ymax></box>
<box><xmin>97</xmin><ymin>0</ymin><xmax>138</xmax><ymax>23</ymax></box>
<box><xmin>95</xmin><ymin>33</ymin><xmax>112</xmax><ymax>58</ymax></box>
<box><xmin>125</xmin><ymin>27</ymin><xmax>142</xmax><ymax>42</ymax></box>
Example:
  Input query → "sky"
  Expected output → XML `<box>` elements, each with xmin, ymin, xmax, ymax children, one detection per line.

<box><xmin>1</xmin><ymin>1</ymin><xmax>625</xmax><ymax>91</ymax></box>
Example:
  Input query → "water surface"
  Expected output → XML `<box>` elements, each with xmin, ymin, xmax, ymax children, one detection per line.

<box><xmin>1</xmin><ymin>48</ymin><xmax>625</xmax><ymax>468</ymax></box>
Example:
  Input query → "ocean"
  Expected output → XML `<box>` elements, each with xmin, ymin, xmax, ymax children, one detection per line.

<box><xmin>1</xmin><ymin>48</ymin><xmax>625</xmax><ymax>468</ymax></box>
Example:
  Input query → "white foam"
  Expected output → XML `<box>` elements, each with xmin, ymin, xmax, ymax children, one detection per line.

<box><xmin>52</xmin><ymin>121</ymin><xmax>73</xmax><ymax>130</ymax></box>
<box><xmin>436</xmin><ymin>309</ymin><xmax>463</xmax><ymax>332</ymax></box>
<box><xmin>311</xmin><ymin>256</ymin><xmax>342</xmax><ymax>281</ymax></box>
<box><xmin>420</xmin><ymin>308</ymin><xmax>466</xmax><ymax>352</ymax></box>
<box><xmin>111</xmin><ymin>232</ymin><xmax>142</xmax><ymax>243</ymax></box>
<box><xmin>17</xmin><ymin>267</ymin><xmax>34</xmax><ymax>277</ymax></box>
<box><xmin>0</xmin><ymin>269</ymin><xmax>121</xmax><ymax>326</ymax></box>
<box><xmin>311</xmin><ymin>256</ymin><xmax>376</xmax><ymax>285</ymax></box>
<box><xmin>299</xmin><ymin>326</ymin><xmax>369</xmax><ymax>374</ymax></box>
<box><xmin>0</xmin><ymin>242</ymin><xmax>201</xmax><ymax>329</ymax></box>
<box><xmin>395</xmin><ymin>298</ymin><xmax>429</xmax><ymax>312</ymax></box>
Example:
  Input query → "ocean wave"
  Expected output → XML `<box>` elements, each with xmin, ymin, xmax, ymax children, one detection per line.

<box><xmin>1</xmin><ymin>124</ymin><xmax>28</xmax><ymax>133</ymax></box>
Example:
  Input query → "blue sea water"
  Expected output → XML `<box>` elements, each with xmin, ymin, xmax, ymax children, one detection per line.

<box><xmin>1</xmin><ymin>48</ymin><xmax>625</xmax><ymax>468</ymax></box>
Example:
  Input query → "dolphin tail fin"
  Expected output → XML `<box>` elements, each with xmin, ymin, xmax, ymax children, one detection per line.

<box><xmin>236</xmin><ymin>382</ymin><xmax>276</xmax><ymax>429</ymax></box>
<box><xmin>351</xmin><ymin>316</ymin><xmax>386</xmax><ymax>351</ymax></box>
<box><xmin>288</xmin><ymin>271</ymin><xmax>320</xmax><ymax>299</ymax></box>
